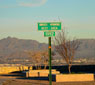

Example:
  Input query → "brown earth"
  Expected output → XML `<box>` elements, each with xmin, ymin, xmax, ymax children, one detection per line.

<box><xmin>0</xmin><ymin>73</ymin><xmax>95</xmax><ymax>85</ymax></box>
<box><xmin>2</xmin><ymin>78</ymin><xmax>95</xmax><ymax>85</ymax></box>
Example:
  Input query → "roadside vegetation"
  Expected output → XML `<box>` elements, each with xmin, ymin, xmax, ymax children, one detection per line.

<box><xmin>54</xmin><ymin>30</ymin><xmax>80</xmax><ymax>73</ymax></box>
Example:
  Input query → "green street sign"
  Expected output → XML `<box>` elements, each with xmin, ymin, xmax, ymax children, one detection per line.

<box><xmin>38</xmin><ymin>22</ymin><xmax>61</xmax><ymax>31</ymax></box>
<box><xmin>44</xmin><ymin>31</ymin><xmax>55</xmax><ymax>37</ymax></box>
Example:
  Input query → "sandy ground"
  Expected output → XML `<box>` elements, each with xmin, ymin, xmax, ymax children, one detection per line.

<box><xmin>0</xmin><ymin>73</ymin><xmax>95</xmax><ymax>85</ymax></box>
<box><xmin>2</xmin><ymin>79</ymin><xmax>95</xmax><ymax>85</ymax></box>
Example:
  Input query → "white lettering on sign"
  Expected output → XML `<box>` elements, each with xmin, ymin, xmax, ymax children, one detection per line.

<box><xmin>39</xmin><ymin>24</ymin><xmax>48</xmax><ymax>26</ymax></box>
<box><xmin>50</xmin><ymin>24</ymin><xmax>60</xmax><ymax>26</ymax></box>
<box><xmin>51</xmin><ymin>27</ymin><xmax>58</xmax><ymax>30</ymax></box>
<box><xmin>41</xmin><ymin>27</ymin><xmax>48</xmax><ymax>30</ymax></box>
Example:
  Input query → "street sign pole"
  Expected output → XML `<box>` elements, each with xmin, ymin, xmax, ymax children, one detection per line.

<box><xmin>38</xmin><ymin>22</ymin><xmax>61</xmax><ymax>85</ymax></box>
<box><xmin>49</xmin><ymin>37</ymin><xmax>52</xmax><ymax>85</ymax></box>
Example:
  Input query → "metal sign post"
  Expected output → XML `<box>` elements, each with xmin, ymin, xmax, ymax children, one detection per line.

<box><xmin>38</xmin><ymin>22</ymin><xmax>61</xmax><ymax>85</ymax></box>
<box><xmin>49</xmin><ymin>37</ymin><xmax>52</xmax><ymax>85</ymax></box>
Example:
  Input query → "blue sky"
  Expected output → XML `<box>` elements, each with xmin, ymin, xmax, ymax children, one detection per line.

<box><xmin>0</xmin><ymin>0</ymin><xmax>95</xmax><ymax>43</ymax></box>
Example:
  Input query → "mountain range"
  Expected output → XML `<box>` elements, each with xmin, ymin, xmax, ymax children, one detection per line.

<box><xmin>0</xmin><ymin>37</ymin><xmax>95</xmax><ymax>64</ymax></box>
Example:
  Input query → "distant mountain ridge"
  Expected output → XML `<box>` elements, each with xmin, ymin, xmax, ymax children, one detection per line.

<box><xmin>0</xmin><ymin>37</ymin><xmax>48</xmax><ymax>56</ymax></box>
<box><xmin>0</xmin><ymin>37</ymin><xmax>95</xmax><ymax>64</ymax></box>
<box><xmin>75</xmin><ymin>39</ymin><xmax>95</xmax><ymax>59</ymax></box>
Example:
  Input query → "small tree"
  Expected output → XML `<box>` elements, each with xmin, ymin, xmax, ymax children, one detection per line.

<box><xmin>54</xmin><ymin>30</ymin><xmax>80</xmax><ymax>73</ymax></box>
<box><xmin>27</xmin><ymin>50</ymin><xmax>55</xmax><ymax>70</ymax></box>
<box><xmin>41</xmin><ymin>51</ymin><xmax>49</xmax><ymax>69</ymax></box>
<box><xmin>27</xmin><ymin>51</ymin><xmax>42</xmax><ymax>70</ymax></box>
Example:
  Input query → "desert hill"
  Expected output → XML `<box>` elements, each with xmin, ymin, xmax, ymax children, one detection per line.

<box><xmin>0</xmin><ymin>37</ymin><xmax>95</xmax><ymax>64</ymax></box>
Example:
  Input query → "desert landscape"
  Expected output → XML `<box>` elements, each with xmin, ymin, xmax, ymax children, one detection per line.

<box><xmin>0</xmin><ymin>0</ymin><xmax>95</xmax><ymax>85</ymax></box>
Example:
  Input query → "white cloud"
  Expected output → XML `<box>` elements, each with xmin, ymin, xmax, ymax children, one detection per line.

<box><xmin>17</xmin><ymin>0</ymin><xmax>47</xmax><ymax>7</ymax></box>
<box><xmin>0</xmin><ymin>0</ymin><xmax>48</xmax><ymax>8</ymax></box>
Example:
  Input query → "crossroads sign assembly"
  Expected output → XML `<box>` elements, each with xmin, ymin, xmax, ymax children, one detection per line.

<box><xmin>38</xmin><ymin>22</ymin><xmax>61</xmax><ymax>85</ymax></box>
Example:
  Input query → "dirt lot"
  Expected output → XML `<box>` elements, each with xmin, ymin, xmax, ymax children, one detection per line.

<box><xmin>0</xmin><ymin>73</ymin><xmax>95</xmax><ymax>85</ymax></box>
<box><xmin>2</xmin><ymin>78</ymin><xmax>95</xmax><ymax>85</ymax></box>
